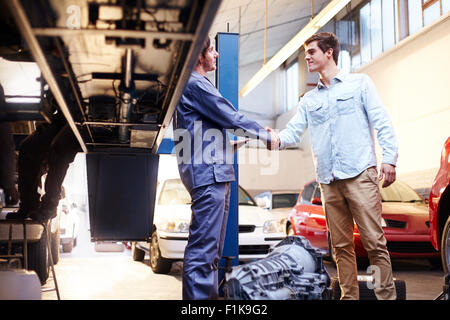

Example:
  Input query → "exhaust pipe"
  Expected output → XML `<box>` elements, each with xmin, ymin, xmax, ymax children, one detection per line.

<box><xmin>118</xmin><ymin>48</ymin><xmax>133</xmax><ymax>143</ymax></box>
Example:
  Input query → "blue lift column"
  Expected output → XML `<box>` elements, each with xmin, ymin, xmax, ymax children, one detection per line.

<box><xmin>215</xmin><ymin>32</ymin><xmax>240</xmax><ymax>290</ymax></box>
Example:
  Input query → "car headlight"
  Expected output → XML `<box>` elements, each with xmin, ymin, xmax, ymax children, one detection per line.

<box><xmin>161</xmin><ymin>220</ymin><xmax>190</xmax><ymax>233</ymax></box>
<box><xmin>263</xmin><ymin>219</ymin><xmax>283</xmax><ymax>234</ymax></box>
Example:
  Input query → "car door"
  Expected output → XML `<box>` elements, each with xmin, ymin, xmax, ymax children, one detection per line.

<box><xmin>291</xmin><ymin>182</ymin><xmax>316</xmax><ymax>235</ymax></box>
<box><xmin>304</xmin><ymin>184</ymin><xmax>328</xmax><ymax>250</ymax></box>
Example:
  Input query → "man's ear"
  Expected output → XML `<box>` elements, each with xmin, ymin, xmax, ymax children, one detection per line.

<box><xmin>326</xmin><ymin>48</ymin><xmax>334</xmax><ymax>59</ymax></box>
<box><xmin>197</xmin><ymin>55</ymin><xmax>204</xmax><ymax>67</ymax></box>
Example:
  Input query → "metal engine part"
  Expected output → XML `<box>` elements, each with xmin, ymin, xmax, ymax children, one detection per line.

<box><xmin>118</xmin><ymin>48</ymin><xmax>133</xmax><ymax>144</ymax></box>
<box><xmin>224</xmin><ymin>236</ymin><xmax>331</xmax><ymax>300</ymax></box>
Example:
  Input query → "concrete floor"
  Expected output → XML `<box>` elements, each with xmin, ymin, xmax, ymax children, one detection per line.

<box><xmin>43</xmin><ymin>250</ymin><xmax>183</xmax><ymax>300</ymax></box>
<box><xmin>40</xmin><ymin>208</ymin><xmax>446</xmax><ymax>300</ymax></box>
<box><xmin>42</xmin><ymin>209</ymin><xmax>183</xmax><ymax>300</ymax></box>
<box><xmin>42</xmin><ymin>236</ymin><xmax>446</xmax><ymax>300</ymax></box>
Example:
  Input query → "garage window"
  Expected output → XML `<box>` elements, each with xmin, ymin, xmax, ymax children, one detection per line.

<box><xmin>284</xmin><ymin>61</ymin><xmax>299</xmax><ymax>112</ymax></box>
<box><xmin>335</xmin><ymin>0</ymin><xmax>449</xmax><ymax>73</ymax></box>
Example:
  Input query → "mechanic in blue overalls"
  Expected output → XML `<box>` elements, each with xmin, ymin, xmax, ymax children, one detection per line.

<box><xmin>174</xmin><ymin>37</ymin><xmax>278</xmax><ymax>300</ymax></box>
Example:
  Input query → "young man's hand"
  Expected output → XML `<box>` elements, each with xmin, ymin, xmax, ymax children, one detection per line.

<box><xmin>231</xmin><ymin>138</ymin><xmax>250</xmax><ymax>153</ymax></box>
<box><xmin>379</xmin><ymin>163</ymin><xmax>396</xmax><ymax>188</ymax></box>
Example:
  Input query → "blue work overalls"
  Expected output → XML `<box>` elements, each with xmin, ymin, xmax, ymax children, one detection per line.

<box><xmin>174</xmin><ymin>71</ymin><xmax>271</xmax><ymax>299</ymax></box>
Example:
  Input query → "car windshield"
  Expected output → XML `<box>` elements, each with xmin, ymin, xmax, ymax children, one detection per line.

<box><xmin>379</xmin><ymin>181</ymin><xmax>424</xmax><ymax>203</ymax></box>
<box><xmin>159</xmin><ymin>179</ymin><xmax>192</xmax><ymax>205</ymax></box>
<box><xmin>159</xmin><ymin>179</ymin><xmax>256</xmax><ymax>206</ymax></box>
<box><xmin>272</xmin><ymin>193</ymin><xmax>299</xmax><ymax>209</ymax></box>
<box><xmin>239</xmin><ymin>187</ymin><xmax>256</xmax><ymax>206</ymax></box>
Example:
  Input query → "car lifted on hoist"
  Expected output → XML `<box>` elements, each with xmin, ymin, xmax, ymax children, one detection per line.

<box><xmin>0</xmin><ymin>0</ymin><xmax>221</xmax><ymax>283</ymax></box>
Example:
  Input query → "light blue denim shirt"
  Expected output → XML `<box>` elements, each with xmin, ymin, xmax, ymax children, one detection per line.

<box><xmin>279</xmin><ymin>71</ymin><xmax>398</xmax><ymax>184</ymax></box>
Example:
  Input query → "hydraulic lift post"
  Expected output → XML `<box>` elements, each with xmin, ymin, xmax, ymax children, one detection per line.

<box><xmin>215</xmin><ymin>32</ymin><xmax>240</xmax><ymax>292</ymax></box>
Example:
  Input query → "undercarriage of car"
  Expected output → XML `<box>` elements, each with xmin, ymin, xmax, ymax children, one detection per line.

<box><xmin>1</xmin><ymin>0</ymin><xmax>222</xmax><ymax>242</ymax></box>
<box><xmin>1</xmin><ymin>0</ymin><xmax>220</xmax><ymax>153</ymax></box>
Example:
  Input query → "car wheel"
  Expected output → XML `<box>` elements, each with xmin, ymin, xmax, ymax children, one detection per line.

<box><xmin>149</xmin><ymin>230</ymin><xmax>172</xmax><ymax>274</ymax></box>
<box><xmin>441</xmin><ymin>215</ymin><xmax>450</xmax><ymax>274</ymax></box>
<box><xmin>28</xmin><ymin>231</ymin><xmax>49</xmax><ymax>285</ymax></box>
<box><xmin>287</xmin><ymin>224</ymin><xmax>294</xmax><ymax>236</ymax></box>
<box><xmin>50</xmin><ymin>227</ymin><xmax>60</xmax><ymax>265</ymax></box>
<box><xmin>428</xmin><ymin>258</ymin><xmax>443</xmax><ymax>270</ymax></box>
<box><xmin>132</xmin><ymin>242</ymin><xmax>145</xmax><ymax>261</ymax></box>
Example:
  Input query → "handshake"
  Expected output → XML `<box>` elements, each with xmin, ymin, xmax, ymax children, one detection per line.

<box><xmin>231</xmin><ymin>127</ymin><xmax>280</xmax><ymax>151</ymax></box>
<box><xmin>265</xmin><ymin>127</ymin><xmax>280</xmax><ymax>150</ymax></box>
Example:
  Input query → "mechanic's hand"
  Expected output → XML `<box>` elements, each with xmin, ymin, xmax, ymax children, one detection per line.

<box><xmin>231</xmin><ymin>138</ymin><xmax>250</xmax><ymax>153</ymax></box>
<box><xmin>4</xmin><ymin>185</ymin><xmax>19</xmax><ymax>205</ymax></box>
<box><xmin>265</xmin><ymin>127</ymin><xmax>280</xmax><ymax>150</ymax></box>
<box><xmin>379</xmin><ymin>163</ymin><xmax>396</xmax><ymax>188</ymax></box>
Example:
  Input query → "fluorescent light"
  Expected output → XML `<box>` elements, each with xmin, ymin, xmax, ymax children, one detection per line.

<box><xmin>239</xmin><ymin>0</ymin><xmax>350</xmax><ymax>97</ymax></box>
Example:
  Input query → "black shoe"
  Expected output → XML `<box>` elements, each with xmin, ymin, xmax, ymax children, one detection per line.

<box><xmin>29</xmin><ymin>207</ymin><xmax>57</xmax><ymax>223</ymax></box>
<box><xmin>5</xmin><ymin>208</ymin><xmax>31</xmax><ymax>220</ymax></box>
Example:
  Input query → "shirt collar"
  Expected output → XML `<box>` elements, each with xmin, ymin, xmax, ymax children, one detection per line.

<box><xmin>192</xmin><ymin>70</ymin><xmax>214</xmax><ymax>86</ymax></box>
<box><xmin>317</xmin><ymin>69</ymin><xmax>347</xmax><ymax>89</ymax></box>
<box><xmin>192</xmin><ymin>70</ymin><xmax>202</xmax><ymax>78</ymax></box>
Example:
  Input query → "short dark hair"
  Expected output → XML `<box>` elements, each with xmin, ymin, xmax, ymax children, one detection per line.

<box><xmin>200</xmin><ymin>37</ymin><xmax>211</xmax><ymax>59</ymax></box>
<box><xmin>304</xmin><ymin>32</ymin><xmax>340</xmax><ymax>65</ymax></box>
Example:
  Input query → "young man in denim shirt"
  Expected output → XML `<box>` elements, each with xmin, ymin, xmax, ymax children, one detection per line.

<box><xmin>268</xmin><ymin>32</ymin><xmax>398</xmax><ymax>300</ymax></box>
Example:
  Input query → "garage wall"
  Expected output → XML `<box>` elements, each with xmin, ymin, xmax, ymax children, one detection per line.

<box><xmin>359</xmin><ymin>13</ymin><xmax>450</xmax><ymax>189</ymax></box>
<box><xmin>237</xmin><ymin>147</ymin><xmax>315</xmax><ymax>196</ymax></box>
<box><xmin>238</xmin><ymin>60</ymin><xmax>282</xmax><ymax>128</ymax></box>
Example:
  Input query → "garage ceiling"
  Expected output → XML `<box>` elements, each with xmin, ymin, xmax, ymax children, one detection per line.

<box><xmin>209</xmin><ymin>0</ymin><xmax>330</xmax><ymax>67</ymax></box>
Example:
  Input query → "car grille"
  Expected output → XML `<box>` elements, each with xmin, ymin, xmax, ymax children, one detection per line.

<box><xmin>385</xmin><ymin>219</ymin><xmax>407</xmax><ymax>229</ymax></box>
<box><xmin>387</xmin><ymin>241</ymin><xmax>438</xmax><ymax>253</ymax></box>
<box><xmin>239</xmin><ymin>225</ymin><xmax>256</xmax><ymax>233</ymax></box>
<box><xmin>239</xmin><ymin>245</ymin><xmax>270</xmax><ymax>255</ymax></box>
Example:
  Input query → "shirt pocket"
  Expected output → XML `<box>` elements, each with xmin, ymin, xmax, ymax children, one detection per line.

<box><xmin>336</xmin><ymin>92</ymin><xmax>356</xmax><ymax>116</ymax></box>
<box><xmin>307</xmin><ymin>103</ymin><xmax>327</xmax><ymax>126</ymax></box>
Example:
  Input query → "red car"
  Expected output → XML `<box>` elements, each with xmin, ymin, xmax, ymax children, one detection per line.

<box><xmin>287</xmin><ymin>179</ymin><xmax>440</xmax><ymax>263</ymax></box>
<box><xmin>429</xmin><ymin>137</ymin><xmax>450</xmax><ymax>273</ymax></box>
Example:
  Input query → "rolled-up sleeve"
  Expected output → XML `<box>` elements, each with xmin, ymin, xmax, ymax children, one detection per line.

<box><xmin>362</xmin><ymin>75</ymin><xmax>398</xmax><ymax>166</ymax></box>
<box><xmin>279</xmin><ymin>100</ymin><xmax>308</xmax><ymax>149</ymax></box>
<box><xmin>186</xmin><ymin>79</ymin><xmax>272</xmax><ymax>144</ymax></box>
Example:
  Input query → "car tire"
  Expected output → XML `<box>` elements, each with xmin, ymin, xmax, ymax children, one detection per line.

<box><xmin>441</xmin><ymin>215</ymin><xmax>450</xmax><ymax>274</ymax></box>
<box><xmin>150</xmin><ymin>230</ymin><xmax>172</xmax><ymax>274</ymax></box>
<box><xmin>132</xmin><ymin>242</ymin><xmax>145</xmax><ymax>261</ymax></box>
<box><xmin>50</xmin><ymin>227</ymin><xmax>60</xmax><ymax>265</ymax></box>
<box><xmin>428</xmin><ymin>258</ymin><xmax>443</xmax><ymax>270</ymax></box>
<box><xmin>27</xmin><ymin>231</ymin><xmax>49</xmax><ymax>285</ymax></box>
<box><xmin>287</xmin><ymin>224</ymin><xmax>294</xmax><ymax>236</ymax></box>
<box><xmin>330</xmin><ymin>277</ymin><xmax>406</xmax><ymax>300</ymax></box>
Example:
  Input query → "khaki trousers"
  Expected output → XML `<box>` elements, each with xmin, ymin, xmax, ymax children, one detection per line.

<box><xmin>320</xmin><ymin>167</ymin><xmax>396</xmax><ymax>300</ymax></box>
